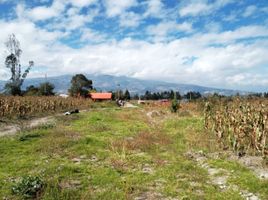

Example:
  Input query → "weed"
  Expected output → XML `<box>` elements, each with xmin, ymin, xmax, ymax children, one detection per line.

<box><xmin>12</xmin><ymin>175</ymin><xmax>44</xmax><ymax>199</ymax></box>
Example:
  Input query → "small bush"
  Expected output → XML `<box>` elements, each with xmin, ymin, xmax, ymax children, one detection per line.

<box><xmin>12</xmin><ymin>175</ymin><xmax>44</xmax><ymax>198</ymax></box>
<box><xmin>170</xmin><ymin>93</ymin><xmax>180</xmax><ymax>113</ymax></box>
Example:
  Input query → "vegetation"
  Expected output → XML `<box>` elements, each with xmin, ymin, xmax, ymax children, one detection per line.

<box><xmin>204</xmin><ymin>98</ymin><xmax>268</xmax><ymax>158</ymax></box>
<box><xmin>37</xmin><ymin>82</ymin><xmax>55</xmax><ymax>96</ymax></box>
<box><xmin>184</xmin><ymin>91</ymin><xmax>202</xmax><ymax>100</ymax></box>
<box><xmin>24</xmin><ymin>82</ymin><xmax>55</xmax><ymax>96</ymax></box>
<box><xmin>139</xmin><ymin>90</ymin><xmax>182</xmax><ymax>100</ymax></box>
<box><xmin>12</xmin><ymin>176</ymin><xmax>44</xmax><ymax>198</ymax></box>
<box><xmin>171</xmin><ymin>93</ymin><xmax>179</xmax><ymax>113</ymax></box>
<box><xmin>112</xmin><ymin>89</ymin><xmax>131</xmax><ymax>101</ymax></box>
<box><xmin>123</xmin><ymin>90</ymin><xmax>130</xmax><ymax>100</ymax></box>
<box><xmin>133</xmin><ymin>90</ymin><xmax>202</xmax><ymax>101</ymax></box>
<box><xmin>69</xmin><ymin>74</ymin><xmax>93</xmax><ymax>97</ymax></box>
<box><xmin>0</xmin><ymin>102</ymin><xmax>267</xmax><ymax>199</ymax></box>
<box><xmin>0</xmin><ymin>96</ymin><xmax>92</xmax><ymax>119</ymax></box>
<box><xmin>4</xmin><ymin>34</ymin><xmax>34</xmax><ymax>95</ymax></box>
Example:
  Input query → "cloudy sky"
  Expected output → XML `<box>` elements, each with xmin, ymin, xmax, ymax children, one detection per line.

<box><xmin>0</xmin><ymin>0</ymin><xmax>267</xmax><ymax>91</ymax></box>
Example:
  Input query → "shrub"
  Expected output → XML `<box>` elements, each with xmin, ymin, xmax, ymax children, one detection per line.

<box><xmin>12</xmin><ymin>175</ymin><xmax>44</xmax><ymax>198</ymax></box>
<box><xmin>171</xmin><ymin>93</ymin><xmax>179</xmax><ymax>113</ymax></box>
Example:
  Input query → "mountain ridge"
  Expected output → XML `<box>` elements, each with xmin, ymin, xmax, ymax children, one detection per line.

<box><xmin>0</xmin><ymin>74</ymin><xmax>243</xmax><ymax>96</ymax></box>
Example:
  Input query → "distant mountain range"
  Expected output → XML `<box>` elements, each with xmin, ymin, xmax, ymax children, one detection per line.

<box><xmin>0</xmin><ymin>74</ymin><xmax>244</xmax><ymax>96</ymax></box>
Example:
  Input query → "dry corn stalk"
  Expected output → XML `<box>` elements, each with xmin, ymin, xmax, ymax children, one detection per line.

<box><xmin>204</xmin><ymin>98</ymin><xmax>268</xmax><ymax>158</ymax></box>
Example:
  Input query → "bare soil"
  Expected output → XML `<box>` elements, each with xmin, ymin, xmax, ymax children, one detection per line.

<box><xmin>0</xmin><ymin>116</ymin><xmax>55</xmax><ymax>137</ymax></box>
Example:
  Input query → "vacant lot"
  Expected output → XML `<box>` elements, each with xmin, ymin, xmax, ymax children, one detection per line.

<box><xmin>0</xmin><ymin>103</ymin><xmax>267</xmax><ymax>199</ymax></box>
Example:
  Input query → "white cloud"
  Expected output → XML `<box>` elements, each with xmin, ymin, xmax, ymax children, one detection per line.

<box><xmin>119</xmin><ymin>11</ymin><xmax>142</xmax><ymax>28</ymax></box>
<box><xmin>191</xmin><ymin>25</ymin><xmax>268</xmax><ymax>45</ymax></box>
<box><xmin>69</xmin><ymin>0</ymin><xmax>97</xmax><ymax>8</ymax></box>
<box><xmin>1</xmin><ymin>16</ymin><xmax>268</xmax><ymax>90</ymax></box>
<box><xmin>204</xmin><ymin>22</ymin><xmax>222</xmax><ymax>33</ymax></box>
<box><xmin>222</xmin><ymin>11</ymin><xmax>238</xmax><ymax>22</ymax></box>
<box><xmin>0</xmin><ymin>0</ymin><xmax>8</xmax><ymax>3</ymax></box>
<box><xmin>226</xmin><ymin>73</ymin><xmax>268</xmax><ymax>88</ymax></box>
<box><xmin>81</xmin><ymin>28</ymin><xmax>106</xmax><ymax>42</ymax></box>
<box><xmin>146</xmin><ymin>21</ymin><xmax>193</xmax><ymax>41</ymax></box>
<box><xmin>143</xmin><ymin>0</ymin><xmax>164</xmax><ymax>17</ymax></box>
<box><xmin>16</xmin><ymin>0</ymin><xmax>66</xmax><ymax>21</ymax></box>
<box><xmin>17</xmin><ymin>0</ymin><xmax>97</xmax><ymax>22</ymax></box>
<box><xmin>243</xmin><ymin>5</ymin><xmax>257</xmax><ymax>17</ymax></box>
<box><xmin>27</xmin><ymin>6</ymin><xmax>59</xmax><ymax>21</ymax></box>
<box><xmin>0</xmin><ymin>1</ymin><xmax>268</xmax><ymax>91</ymax></box>
<box><xmin>103</xmin><ymin>0</ymin><xmax>137</xmax><ymax>17</ymax></box>
<box><xmin>179</xmin><ymin>0</ymin><xmax>233</xmax><ymax>17</ymax></box>
<box><xmin>180</xmin><ymin>2</ymin><xmax>210</xmax><ymax>17</ymax></box>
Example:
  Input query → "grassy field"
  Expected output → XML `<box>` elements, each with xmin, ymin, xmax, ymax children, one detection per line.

<box><xmin>0</xmin><ymin>102</ymin><xmax>267</xmax><ymax>199</ymax></box>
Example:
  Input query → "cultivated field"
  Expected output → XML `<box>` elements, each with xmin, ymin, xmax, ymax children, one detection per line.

<box><xmin>205</xmin><ymin>98</ymin><xmax>268</xmax><ymax>158</ymax></box>
<box><xmin>0</xmin><ymin>100</ymin><xmax>267</xmax><ymax>199</ymax></box>
<box><xmin>0</xmin><ymin>96</ymin><xmax>93</xmax><ymax>119</ymax></box>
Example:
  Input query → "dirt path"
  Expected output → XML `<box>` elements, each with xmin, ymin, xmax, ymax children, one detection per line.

<box><xmin>123</xmin><ymin>102</ymin><xmax>138</xmax><ymax>108</ymax></box>
<box><xmin>186</xmin><ymin>151</ymin><xmax>263</xmax><ymax>200</ymax></box>
<box><xmin>0</xmin><ymin>116</ymin><xmax>55</xmax><ymax>137</ymax></box>
<box><xmin>0</xmin><ymin>108</ymin><xmax>94</xmax><ymax>137</ymax></box>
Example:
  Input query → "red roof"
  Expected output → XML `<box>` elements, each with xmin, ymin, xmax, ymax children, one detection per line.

<box><xmin>90</xmin><ymin>93</ymin><xmax>112</xmax><ymax>100</ymax></box>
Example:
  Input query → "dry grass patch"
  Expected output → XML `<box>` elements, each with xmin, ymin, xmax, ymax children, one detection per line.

<box><xmin>179</xmin><ymin>102</ymin><xmax>201</xmax><ymax>116</ymax></box>
<box><xmin>110</xmin><ymin>158</ymin><xmax>129</xmax><ymax>173</ymax></box>
<box><xmin>185</xmin><ymin>127</ymin><xmax>219</xmax><ymax>152</ymax></box>
<box><xmin>36</xmin><ymin>127</ymin><xmax>81</xmax><ymax>156</ymax></box>
<box><xmin>153</xmin><ymin>157</ymin><xmax>169</xmax><ymax>167</ymax></box>
<box><xmin>110</xmin><ymin>132</ymin><xmax>171</xmax><ymax>153</ymax></box>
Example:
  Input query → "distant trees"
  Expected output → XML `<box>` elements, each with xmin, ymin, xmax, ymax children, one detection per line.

<box><xmin>183</xmin><ymin>91</ymin><xmax>202</xmax><ymax>100</ymax></box>
<box><xmin>38</xmin><ymin>82</ymin><xmax>55</xmax><ymax>96</ymax></box>
<box><xmin>24</xmin><ymin>85</ymin><xmax>39</xmax><ymax>96</ymax></box>
<box><xmin>24</xmin><ymin>82</ymin><xmax>55</xmax><ymax>96</ymax></box>
<box><xmin>4</xmin><ymin>34</ymin><xmax>34</xmax><ymax>95</ymax></box>
<box><xmin>124</xmin><ymin>89</ymin><xmax>131</xmax><ymax>100</ymax></box>
<box><xmin>134</xmin><ymin>90</ymin><xmax>203</xmax><ymax>100</ymax></box>
<box><xmin>248</xmin><ymin>93</ymin><xmax>263</xmax><ymax>98</ymax></box>
<box><xmin>140</xmin><ymin>90</ymin><xmax>182</xmax><ymax>100</ymax></box>
<box><xmin>111</xmin><ymin>89</ymin><xmax>130</xmax><ymax>100</ymax></box>
<box><xmin>116</xmin><ymin>90</ymin><xmax>124</xmax><ymax>100</ymax></box>
<box><xmin>68</xmin><ymin>74</ymin><xmax>92</xmax><ymax>97</ymax></box>
<box><xmin>132</xmin><ymin>94</ymin><xmax>139</xmax><ymax>100</ymax></box>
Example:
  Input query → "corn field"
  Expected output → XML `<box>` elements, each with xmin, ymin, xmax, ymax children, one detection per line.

<box><xmin>204</xmin><ymin>98</ymin><xmax>268</xmax><ymax>158</ymax></box>
<box><xmin>0</xmin><ymin>96</ymin><xmax>92</xmax><ymax>119</ymax></box>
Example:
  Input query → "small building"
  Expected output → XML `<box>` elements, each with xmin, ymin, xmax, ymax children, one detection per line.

<box><xmin>58</xmin><ymin>94</ymin><xmax>69</xmax><ymax>98</ymax></box>
<box><xmin>90</xmin><ymin>93</ymin><xmax>112</xmax><ymax>101</ymax></box>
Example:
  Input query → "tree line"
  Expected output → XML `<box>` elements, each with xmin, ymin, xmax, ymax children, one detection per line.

<box><xmin>134</xmin><ymin>90</ymin><xmax>202</xmax><ymax>100</ymax></box>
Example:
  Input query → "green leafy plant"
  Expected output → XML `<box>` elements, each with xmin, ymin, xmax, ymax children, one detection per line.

<box><xmin>12</xmin><ymin>175</ymin><xmax>44</xmax><ymax>198</ymax></box>
<box><xmin>171</xmin><ymin>93</ymin><xmax>179</xmax><ymax>113</ymax></box>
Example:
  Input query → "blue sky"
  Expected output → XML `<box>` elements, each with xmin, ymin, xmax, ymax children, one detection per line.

<box><xmin>0</xmin><ymin>0</ymin><xmax>268</xmax><ymax>91</ymax></box>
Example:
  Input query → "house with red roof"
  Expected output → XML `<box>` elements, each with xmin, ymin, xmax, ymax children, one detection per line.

<box><xmin>90</xmin><ymin>92</ymin><xmax>112</xmax><ymax>101</ymax></box>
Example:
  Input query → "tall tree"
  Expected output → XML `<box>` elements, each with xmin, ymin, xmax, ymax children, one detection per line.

<box><xmin>124</xmin><ymin>89</ymin><xmax>131</xmax><ymax>100</ymax></box>
<box><xmin>4</xmin><ymin>34</ymin><xmax>34</xmax><ymax>95</ymax></box>
<box><xmin>69</xmin><ymin>74</ymin><xmax>92</xmax><ymax>97</ymax></box>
